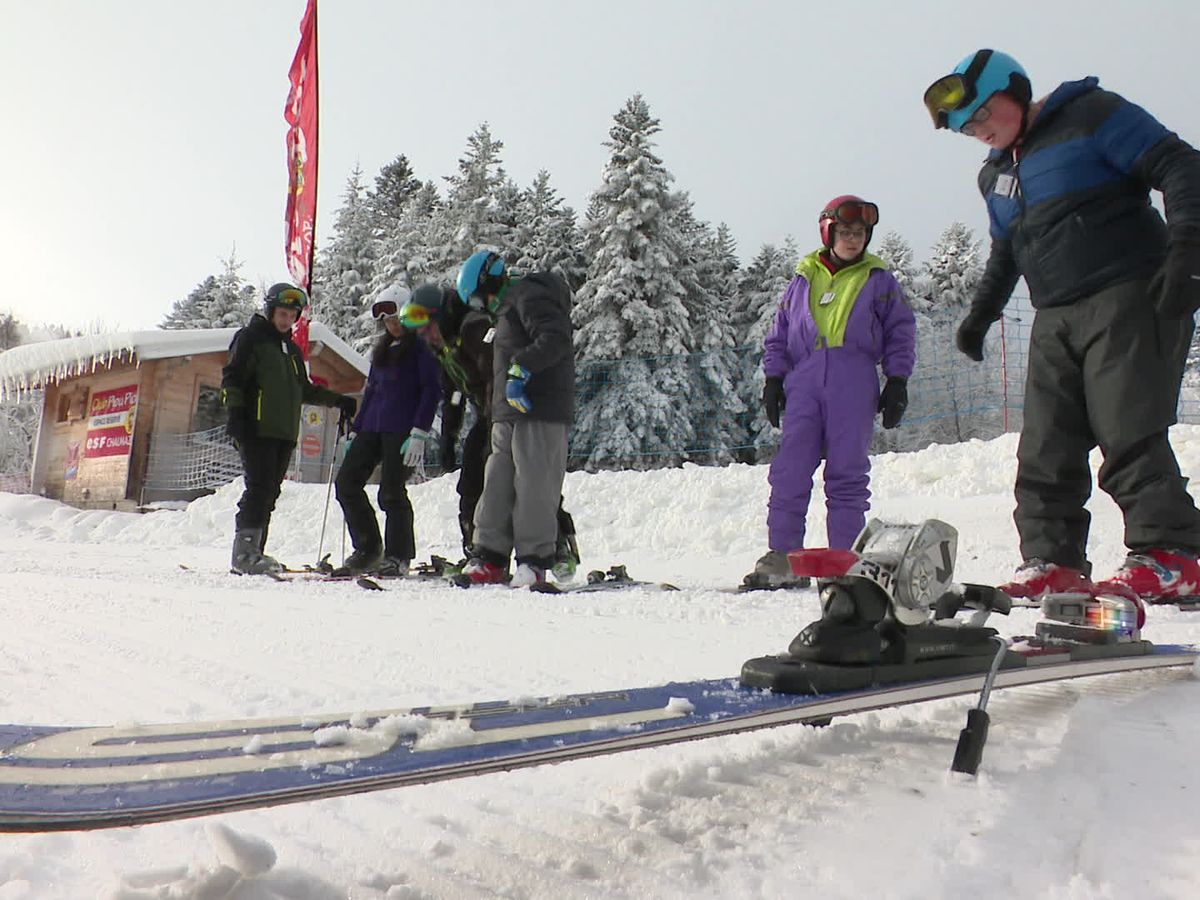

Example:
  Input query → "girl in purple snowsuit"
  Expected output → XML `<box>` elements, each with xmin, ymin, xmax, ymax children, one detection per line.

<box><xmin>750</xmin><ymin>195</ymin><xmax>917</xmax><ymax>587</ymax></box>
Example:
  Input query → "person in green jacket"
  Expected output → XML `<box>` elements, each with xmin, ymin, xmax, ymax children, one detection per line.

<box><xmin>221</xmin><ymin>282</ymin><xmax>357</xmax><ymax>574</ymax></box>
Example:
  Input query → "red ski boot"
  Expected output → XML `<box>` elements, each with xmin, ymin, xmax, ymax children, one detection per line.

<box><xmin>461</xmin><ymin>558</ymin><xmax>510</xmax><ymax>585</ymax></box>
<box><xmin>1095</xmin><ymin>549</ymin><xmax>1200</xmax><ymax>605</ymax></box>
<box><xmin>998</xmin><ymin>558</ymin><xmax>1093</xmax><ymax>600</ymax></box>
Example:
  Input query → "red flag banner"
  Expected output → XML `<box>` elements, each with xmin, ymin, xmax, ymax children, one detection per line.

<box><xmin>284</xmin><ymin>0</ymin><xmax>318</xmax><ymax>357</ymax></box>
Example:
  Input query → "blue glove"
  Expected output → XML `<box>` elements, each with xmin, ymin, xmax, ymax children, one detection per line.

<box><xmin>505</xmin><ymin>363</ymin><xmax>532</xmax><ymax>414</ymax></box>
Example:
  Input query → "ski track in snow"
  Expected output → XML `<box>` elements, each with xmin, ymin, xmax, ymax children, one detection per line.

<box><xmin>2</xmin><ymin>428</ymin><xmax>1200</xmax><ymax>898</ymax></box>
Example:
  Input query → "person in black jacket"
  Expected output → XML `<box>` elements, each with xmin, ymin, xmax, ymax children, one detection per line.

<box><xmin>924</xmin><ymin>49</ymin><xmax>1200</xmax><ymax>604</ymax></box>
<box><xmin>221</xmin><ymin>283</ymin><xmax>356</xmax><ymax>575</ymax></box>
<box><xmin>401</xmin><ymin>283</ymin><xmax>496</xmax><ymax>557</ymax></box>
<box><xmin>401</xmin><ymin>279</ymin><xmax>581</xmax><ymax>578</ymax></box>
<box><xmin>449</xmin><ymin>252</ymin><xmax>575</xmax><ymax>586</ymax></box>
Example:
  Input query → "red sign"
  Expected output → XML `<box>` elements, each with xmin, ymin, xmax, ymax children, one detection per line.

<box><xmin>301</xmin><ymin>434</ymin><xmax>322</xmax><ymax>458</ymax></box>
<box><xmin>284</xmin><ymin>0</ymin><xmax>318</xmax><ymax>295</ymax></box>
<box><xmin>84</xmin><ymin>386</ymin><xmax>139</xmax><ymax>459</ymax></box>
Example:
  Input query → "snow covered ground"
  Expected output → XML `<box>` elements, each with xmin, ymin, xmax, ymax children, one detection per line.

<box><xmin>3</xmin><ymin>428</ymin><xmax>1200</xmax><ymax>899</ymax></box>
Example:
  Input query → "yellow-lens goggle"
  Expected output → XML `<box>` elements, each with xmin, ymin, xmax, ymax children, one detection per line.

<box><xmin>923</xmin><ymin>74</ymin><xmax>970</xmax><ymax>128</ymax></box>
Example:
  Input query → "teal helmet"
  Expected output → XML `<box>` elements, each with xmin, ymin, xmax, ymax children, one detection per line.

<box><xmin>924</xmin><ymin>49</ymin><xmax>1031</xmax><ymax>133</ymax></box>
<box><xmin>456</xmin><ymin>250</ymin><xmax>507</xmax><ymax>308</ymax></box>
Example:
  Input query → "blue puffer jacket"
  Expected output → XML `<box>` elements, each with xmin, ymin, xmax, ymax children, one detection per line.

<box><xmin>970</xmin><ymin>77</ymin><xmax>1200</xmax><ymax>316</ymax></box>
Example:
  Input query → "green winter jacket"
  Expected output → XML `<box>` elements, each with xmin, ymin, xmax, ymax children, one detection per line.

<box><xmin>221</xmin><ymin>314</ymin><xmax>343</xmax><ymax>443</ymax></box>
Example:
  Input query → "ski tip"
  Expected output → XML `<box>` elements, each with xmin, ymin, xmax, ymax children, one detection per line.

<box><xmin>356</xmin><ymin>577</ymin><xmax>384</xmax><ymax>591</ymax></box>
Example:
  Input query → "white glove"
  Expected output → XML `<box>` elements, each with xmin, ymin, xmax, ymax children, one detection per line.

<box><xmin>401</xmin><ymin>428</ymin><xmax>432</xmax><ymax>467</ymax></box>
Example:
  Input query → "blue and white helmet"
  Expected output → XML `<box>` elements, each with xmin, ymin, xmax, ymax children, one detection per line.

<box><xmin>456</xmin><ymin>250</ymin><xmax>507</xmax><ymax>308</ymax></box>
<box><xmin>925</xmin><ymin>49</ymin><xmax>1031</xmax><ymax>133</ymax></box>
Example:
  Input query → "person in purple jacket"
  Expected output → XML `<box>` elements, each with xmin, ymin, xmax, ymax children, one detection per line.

<box><xmin>333</xmin><ymin>286</ymin><xmax>441</xmax><ymax>576</ymax></box>
<box><xmin>746</xmin><ymin>195</ymin><xmax>917</xmax><ymax>589</ymax></box>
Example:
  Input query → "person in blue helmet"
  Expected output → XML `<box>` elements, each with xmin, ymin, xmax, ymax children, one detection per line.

<box><xmin>924</xmin><ymin>49</ymin><xmax>1200</xmax><ymax>605</ymax></box>
<box><xmin>399</xmin><ymin>278</ymin><xmax>582</xmax><ymax>579</ymax></box>
<box><xmin>450</xmin><ymin>250</ymin><xmax>576</xmax><ymax>587</ymax></box>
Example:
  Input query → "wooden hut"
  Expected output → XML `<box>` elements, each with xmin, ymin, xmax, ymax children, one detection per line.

<box><xmin>0</xmin><ymin>325</ymin><xmax>366</xmax><ymax>509</ymax></box>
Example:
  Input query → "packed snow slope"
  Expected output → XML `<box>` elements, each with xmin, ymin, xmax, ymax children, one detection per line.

<box><xmin>2</xmin><ymin>428</ymin><xmax>1200</xmax><ymax>899</ymax></box>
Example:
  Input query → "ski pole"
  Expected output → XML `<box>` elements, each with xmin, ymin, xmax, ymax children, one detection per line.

<box><xmin>315</xmin><ymin>423</ymin><xmax>343</xmax><ymax>572</ymax></box>
<box><xmin>951</xmin><ymin>635</ymin><xmax>1010</xmax><ymax>775</ymax></box>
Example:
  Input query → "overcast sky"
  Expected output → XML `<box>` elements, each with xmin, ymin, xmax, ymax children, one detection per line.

<box><xmin>4</xmin><ymin>1</ymin><xmax>1199</xmax><ymax>331</ymax></box>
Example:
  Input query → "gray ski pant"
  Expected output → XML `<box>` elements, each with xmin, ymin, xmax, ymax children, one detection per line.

<box><xmin>473</xmin><ymin>419</ymin><xmax>569</xmax><ymax>566</ymax></box>
<box><xmin>1015</xmin><ymin>277</ymin><xmax>1200</xmax><ymax>571</ymax></box>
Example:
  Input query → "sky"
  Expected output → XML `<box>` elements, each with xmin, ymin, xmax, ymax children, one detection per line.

<box><xmin>4</xmin><ymin>0</ymin><xmax>1200</xmax><ymax>331</ymax></box>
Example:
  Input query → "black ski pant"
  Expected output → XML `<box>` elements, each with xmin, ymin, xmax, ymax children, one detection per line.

<box><xmin>456</xmin><ymin>414</ymin><xmax>490</xmax><ymax>553</ymax></box>
<box><xmin>1015</xmin><ymin>277</ymin><xmax>1200</xmax><ymax>571</ymax></box>
<box><xmin>235</xmin><ymin>436</ymin><xmax>294</xmax><ymax>548</ymax></box>
<box><xmin>335</xmin><ymin>430</ymin><xmax>415</xmax><ymax>561</ymax></box>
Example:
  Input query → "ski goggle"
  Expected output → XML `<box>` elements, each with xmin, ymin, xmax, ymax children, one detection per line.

<box><xmin>923</xmin><ymin>74</ymin><xmax>974</xmax><ymax>128</ymax></box>
<box><xmin>371</xmin><ymin>299</ymin><xmax>400</xmax><ymax>320</ymax></box>
<box><xmin>398</xmin><ymin>301</ymin><xmax>437</xmax><ymax>330</ymax></box>
<box><xmin>820</xmin><ymin>201</ymin><xmax>879</xmax><ymax>228</ymax></box>
<box><xmin>268</xmin><ymin>287</ymin><xmax>307</xmax><ymax>309</ymax></box>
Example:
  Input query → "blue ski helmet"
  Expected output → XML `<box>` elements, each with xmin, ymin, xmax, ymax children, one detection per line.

<box><xmin>923</xmin><ymin>49</ymin><xmax>1031</xmax><ymax>133</ymax></box>
<box><xmin>456</xmin><ymin>250</ymin><xmax>507</xmax><ymax>308</ymax></box>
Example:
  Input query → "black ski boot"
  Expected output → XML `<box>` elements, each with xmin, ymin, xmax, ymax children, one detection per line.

<box><xmin>332</xmin><ymin>546</ymin><xmax>383</xmax><ymax>577</ymax></box>
<box><xmin>231</xmin><ymin>527</ymin><xmax>283</xmax><ymax>576</ymax></box>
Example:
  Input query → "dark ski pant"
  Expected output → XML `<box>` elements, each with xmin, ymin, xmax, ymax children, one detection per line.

<box><xmin>474</xmin><ymin>420</ymin><xmax>568</xmax><ymax>568</ymax></box>
<box><xmin>334</xmin><ymin>431</ymin><xmax>415</xmax><ymax>561</ymax></box>
<box><xmin>456</xmin><ymin>414</ymin><xmax>490</xmax><ymax>550</ymax></box>
<box><xmin>1015</xmin><ymin>278</ymin><xmax>1200</xmax><ymax>571</ymax></box>
<box><xmin>235</xmin><ymin>436</ymin><xmax>294</xmax><ymax>549</ymax></box>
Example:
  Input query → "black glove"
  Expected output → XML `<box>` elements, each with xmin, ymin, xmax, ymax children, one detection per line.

<box><xmin>225</xmin><ymin>411</ymin><xmax>246</xmax><ymax>446</ymax></box>
<box><xmin>763</xmin><ymin>377</ymin><xmax>785</xmax><ymax>428</ymax></box>
<box><xmin>955</xmin><ymin>311</ymin><xmax>992</xmax><ymax>362</ymax></box>
<box><xmin>878</xmin><ymin>376</ymin><xmax>908</xmax><ymax>429</ymax></box>
<box><xmin>1150</xmin><ymin>241</ymin><xmax>1200</xmax><ymax>318</ymax></box>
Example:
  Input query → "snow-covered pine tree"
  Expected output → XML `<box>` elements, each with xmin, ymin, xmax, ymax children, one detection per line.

<box><xmin>512</xmin><ymin>170</ymin><xmax>588</xmax><ymax>291</ymax></box>
<box><xmin>735</xmin><ymin>239</ymin><xmax>799</xmax><ymax>457</ymax></box>
<box><xmin>202</xmin><ymin>250</ymin><xmax>258</xmax><ymax>328</ymax></box>
<box><xmin>572</xmin><ymin>95</ymin><xmax>694</xmax><ymax>470</ymax></box>
<box><xmin>874</xmin><ymin>231</ymin><xmax>929</xmax><ymax>319</ymax></box>
<box><xmin>373</xmin><ymin>180</ymin><xmax>442</xmax><ymax>292</ymax></box>
<box><xmin>670</xmin><ymin>200</ymin><xmax>742</xmax><ymax>462</ymax></box>
<box><xmin>427</xmin><ymin>124</ymin><xmax>518</xmax><ymax>282</ymax></box>
<box><xmin>161</xmin><ymin>276</ymin><xmax>221</xmax><ymax>330</ymax></box>
<box><xmin>0</xmin><ymin>312</ymin><xmax>43</xmax><ymax>480</ymax></box>
<box><xmin>161</xmin><ymin>249</ymin><xmax>258</xmax><ymax>330</ymax></box>
<box><xmin>368</xmin><ymin>154</ymin><xmax>422</xmax><ymax>235</ymax></box>
<box><xmin>312</xmin><ymin>165</ymin><xmax>377</xmax><ymax>351</ymax></box>
<box><xmin>920</xmin><ymin>222</ymin><xmax>988</xmax><ymax>443</ymax></box>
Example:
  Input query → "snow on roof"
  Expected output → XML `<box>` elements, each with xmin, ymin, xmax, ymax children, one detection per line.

<box><xmin>0</xmin><ymin>323</ymin><xmax>368</xmax><ymax>398</ymax></box>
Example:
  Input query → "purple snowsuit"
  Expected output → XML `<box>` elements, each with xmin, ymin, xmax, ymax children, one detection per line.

<box><xmin>763</xmin><ymin>256</ymin><xmax>916</xmax><ymax>550</ymax></box>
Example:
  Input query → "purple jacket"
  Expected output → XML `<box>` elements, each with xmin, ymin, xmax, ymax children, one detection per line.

<box><xmin>763</xmin><ymin>263</ymin><xmax>916</xmax><ymax>388</ymax></box>
<box><xmin>353</xmin><ymin>337</ymin><xmax>441</xmax><ymax>435</ymax></box>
